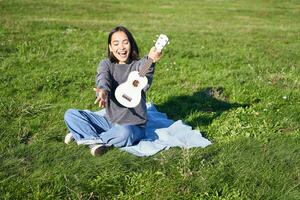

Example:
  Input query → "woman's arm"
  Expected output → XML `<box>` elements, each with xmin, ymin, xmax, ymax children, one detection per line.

<box><xmin>140</xmin><ymin>47</ymin><xmax>163</xmax><ymax>92</ymax></box>
<box><xmin>96</xmin><ymin>59</ymin><xmax>112</xmax><ymax>92</ymax></box>
<box><xmin>95</xmin><ymin>60</ymin><xmax>111</xmax><ymax>108</ymax></box>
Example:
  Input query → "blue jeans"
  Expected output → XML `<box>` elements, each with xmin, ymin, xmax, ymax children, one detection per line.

<box><xmin>64</xmin><ymin>109</ymin><xmax>145</xmax><ymax>147</ymax></box>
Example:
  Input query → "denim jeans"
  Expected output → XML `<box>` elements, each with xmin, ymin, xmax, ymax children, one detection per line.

<box><xmin>64</xmin><ymin>109</ymin><xmax>145</xmax><ymax>147</ymax></box>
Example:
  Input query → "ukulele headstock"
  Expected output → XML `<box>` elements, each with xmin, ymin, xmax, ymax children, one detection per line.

<box><xmin>154</xmin><ymin>34</ymin><xmax>169</xmax><ymax>52</ymax></box>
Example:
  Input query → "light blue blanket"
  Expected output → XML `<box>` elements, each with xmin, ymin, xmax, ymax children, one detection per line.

<box><xmin>95</xmin><ymin>103</ymin><xmax>212</xmax><ymax>157</ymax></box>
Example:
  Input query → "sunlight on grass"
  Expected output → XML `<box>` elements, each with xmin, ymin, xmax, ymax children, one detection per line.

<box><xmin>0</xmin><ymin>0</ymin><xmax>299</xmax><ymax>199</ymax></box>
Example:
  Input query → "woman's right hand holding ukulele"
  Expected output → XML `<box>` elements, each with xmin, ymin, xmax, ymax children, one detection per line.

<box><xmin>148</xmin><ymin>46</ymin><xmax>162</xmax><ymax>63</ymax></box>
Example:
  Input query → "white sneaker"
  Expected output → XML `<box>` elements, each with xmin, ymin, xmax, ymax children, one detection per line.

<box><xmin>64</xmin><ymin>133</ymin><xmax>74</xmax><ymax>144</ymax></box>
<box><xmin>90</xmin><ymin>144</ymin><xmax>108</xmax><ymax>156</ymax></box>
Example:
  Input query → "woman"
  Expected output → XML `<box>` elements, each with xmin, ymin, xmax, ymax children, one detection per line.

<box><xmin>64</xmin><ymin>26</ymin><xmax>162</xmax><ymax>156</ymax></box>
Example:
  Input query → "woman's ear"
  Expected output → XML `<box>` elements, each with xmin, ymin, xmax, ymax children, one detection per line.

<box><xmin>109</xmin><ymin>44</ymin><xmax>113</xmax><ymax>52</ymax></box>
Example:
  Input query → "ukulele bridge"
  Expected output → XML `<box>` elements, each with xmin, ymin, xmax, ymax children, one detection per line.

<box><xmin>122</xmin><ymin>94</ymin><xmax>132</xmax><ymax>102</ymax></box>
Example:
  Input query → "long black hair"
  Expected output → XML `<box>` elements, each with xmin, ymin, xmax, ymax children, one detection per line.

<box><xmin>107</xmin><ymin>25</ymin><xmax>139</xmax><ymax>63</ymax></box>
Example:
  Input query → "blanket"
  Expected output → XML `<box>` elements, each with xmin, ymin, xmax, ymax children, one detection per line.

<box><xmin>95</xmin><ymin>103</ymin><xmax>212</xmax><ymax>156</ymax></box>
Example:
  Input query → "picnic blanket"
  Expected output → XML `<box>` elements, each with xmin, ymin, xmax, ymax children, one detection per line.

<box><xmin>95</xmin><ymin>103</ymin><xmax>212</xmax><ymax>156</ymax></box>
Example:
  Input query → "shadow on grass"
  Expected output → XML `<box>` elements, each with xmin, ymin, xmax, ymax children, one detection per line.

<box><xmin>155</xmin><ymin>87</ymin><xmax>249</xmax><ymax>128</ymax></box>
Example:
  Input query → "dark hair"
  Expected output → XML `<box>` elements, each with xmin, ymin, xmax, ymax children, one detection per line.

<box><xmin>107</xmin><ymin>25</ymin><xmax>139</xmax><ymax>63</ymax></box>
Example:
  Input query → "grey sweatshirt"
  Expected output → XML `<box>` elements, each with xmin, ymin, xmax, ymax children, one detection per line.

<box><xmin>96</xmin><ymin>57</ymin><xmax>155</xmax><ymax>126</ymax></box>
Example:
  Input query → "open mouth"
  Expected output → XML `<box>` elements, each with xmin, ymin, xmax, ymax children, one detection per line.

<box><xmin>117</xmin><ymin>50</ymin><xmax>128</xmax><ymax>58</ymax></box>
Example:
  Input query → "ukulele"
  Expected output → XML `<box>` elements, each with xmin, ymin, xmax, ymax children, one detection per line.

<box><xmin>115</xmin><ymin>34</ymin><xmax>169</xmax><ymax>108</ymax></box>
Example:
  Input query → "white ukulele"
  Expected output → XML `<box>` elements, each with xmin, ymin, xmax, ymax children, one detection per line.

<box><xmin>115</xmin><ymin>34</ymin><xmax>169</xmax><ymax>108</ymax></box>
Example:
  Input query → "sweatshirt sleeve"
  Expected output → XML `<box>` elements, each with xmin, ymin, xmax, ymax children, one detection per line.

<box><xmin>95</xmin><ymin>59</ymin><xmax>112</xmax><ymax>93</ymax></box>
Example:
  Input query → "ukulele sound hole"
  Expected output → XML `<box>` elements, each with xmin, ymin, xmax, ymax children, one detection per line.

<box><xmin>132</xmin><ymin>80</ymin><xmax>139</xmax><ymax>87</ymax></box>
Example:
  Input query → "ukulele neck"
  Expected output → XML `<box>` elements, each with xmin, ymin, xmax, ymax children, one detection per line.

<box><xmin>138</xmin><ymin>57</ymin><xmax>154</xmax><ymax>77</ymax></box>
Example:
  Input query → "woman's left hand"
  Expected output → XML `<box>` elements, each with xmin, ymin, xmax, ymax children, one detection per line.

<box><xmin>148</xmin><ymin>46</ymin><xmax>162</xmax><ymax>63</ymax></box>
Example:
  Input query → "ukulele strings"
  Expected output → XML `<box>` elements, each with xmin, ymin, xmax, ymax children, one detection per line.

<box><xmin>139</xmin><ymin>59</ymin><xmax>153</xmax><ymax>77</ymax></box>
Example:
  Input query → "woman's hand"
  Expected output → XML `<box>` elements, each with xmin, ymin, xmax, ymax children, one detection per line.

<box><xmin>148</xmin><ymin>46</ymin><xmax>162</xmax><ymax>63</ymax></box>
<box><xmin>93</xmin><ymin>88</ymin><xmax>107</xmax><ymax>108</ymax></box>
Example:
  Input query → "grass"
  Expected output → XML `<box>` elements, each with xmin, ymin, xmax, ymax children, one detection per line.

<box><xmin>0</xmin><ymin>0</ymin><xmax>299</xmax><ymax>199</ymax></box>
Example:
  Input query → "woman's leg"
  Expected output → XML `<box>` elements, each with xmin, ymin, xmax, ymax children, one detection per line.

<box><xmin>100</xmin><ymin>124</ymin><xmax>145</xmax><ymax>147</ymax></box>
<box><xmin>64</xmin><ymin>109</ymin><xmax>112</xmax><ymax>145</ymax></box>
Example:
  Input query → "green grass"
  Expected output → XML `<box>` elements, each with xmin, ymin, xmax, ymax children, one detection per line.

<box><xmin>1</xmin><ymin>0</ymin><xmax>299</xmax><ymax>199</ymax></box>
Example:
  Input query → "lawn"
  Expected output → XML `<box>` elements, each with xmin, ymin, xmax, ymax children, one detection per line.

<box><xmin>0</xmin><ymin>0</ymin><xmax>299</xmax><ymax>199</ymax></box>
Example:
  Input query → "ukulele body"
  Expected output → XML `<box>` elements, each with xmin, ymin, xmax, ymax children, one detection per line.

<box><xmin>115</xmin><ymin>71</ymin><xmax>148</xmax><ymax>108</ymax></box>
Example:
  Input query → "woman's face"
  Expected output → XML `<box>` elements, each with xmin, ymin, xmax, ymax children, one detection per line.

<box><xmin>109</xmin><ymin>31</ymin><xmax>131</xmax><ymax>64</ymax></box>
